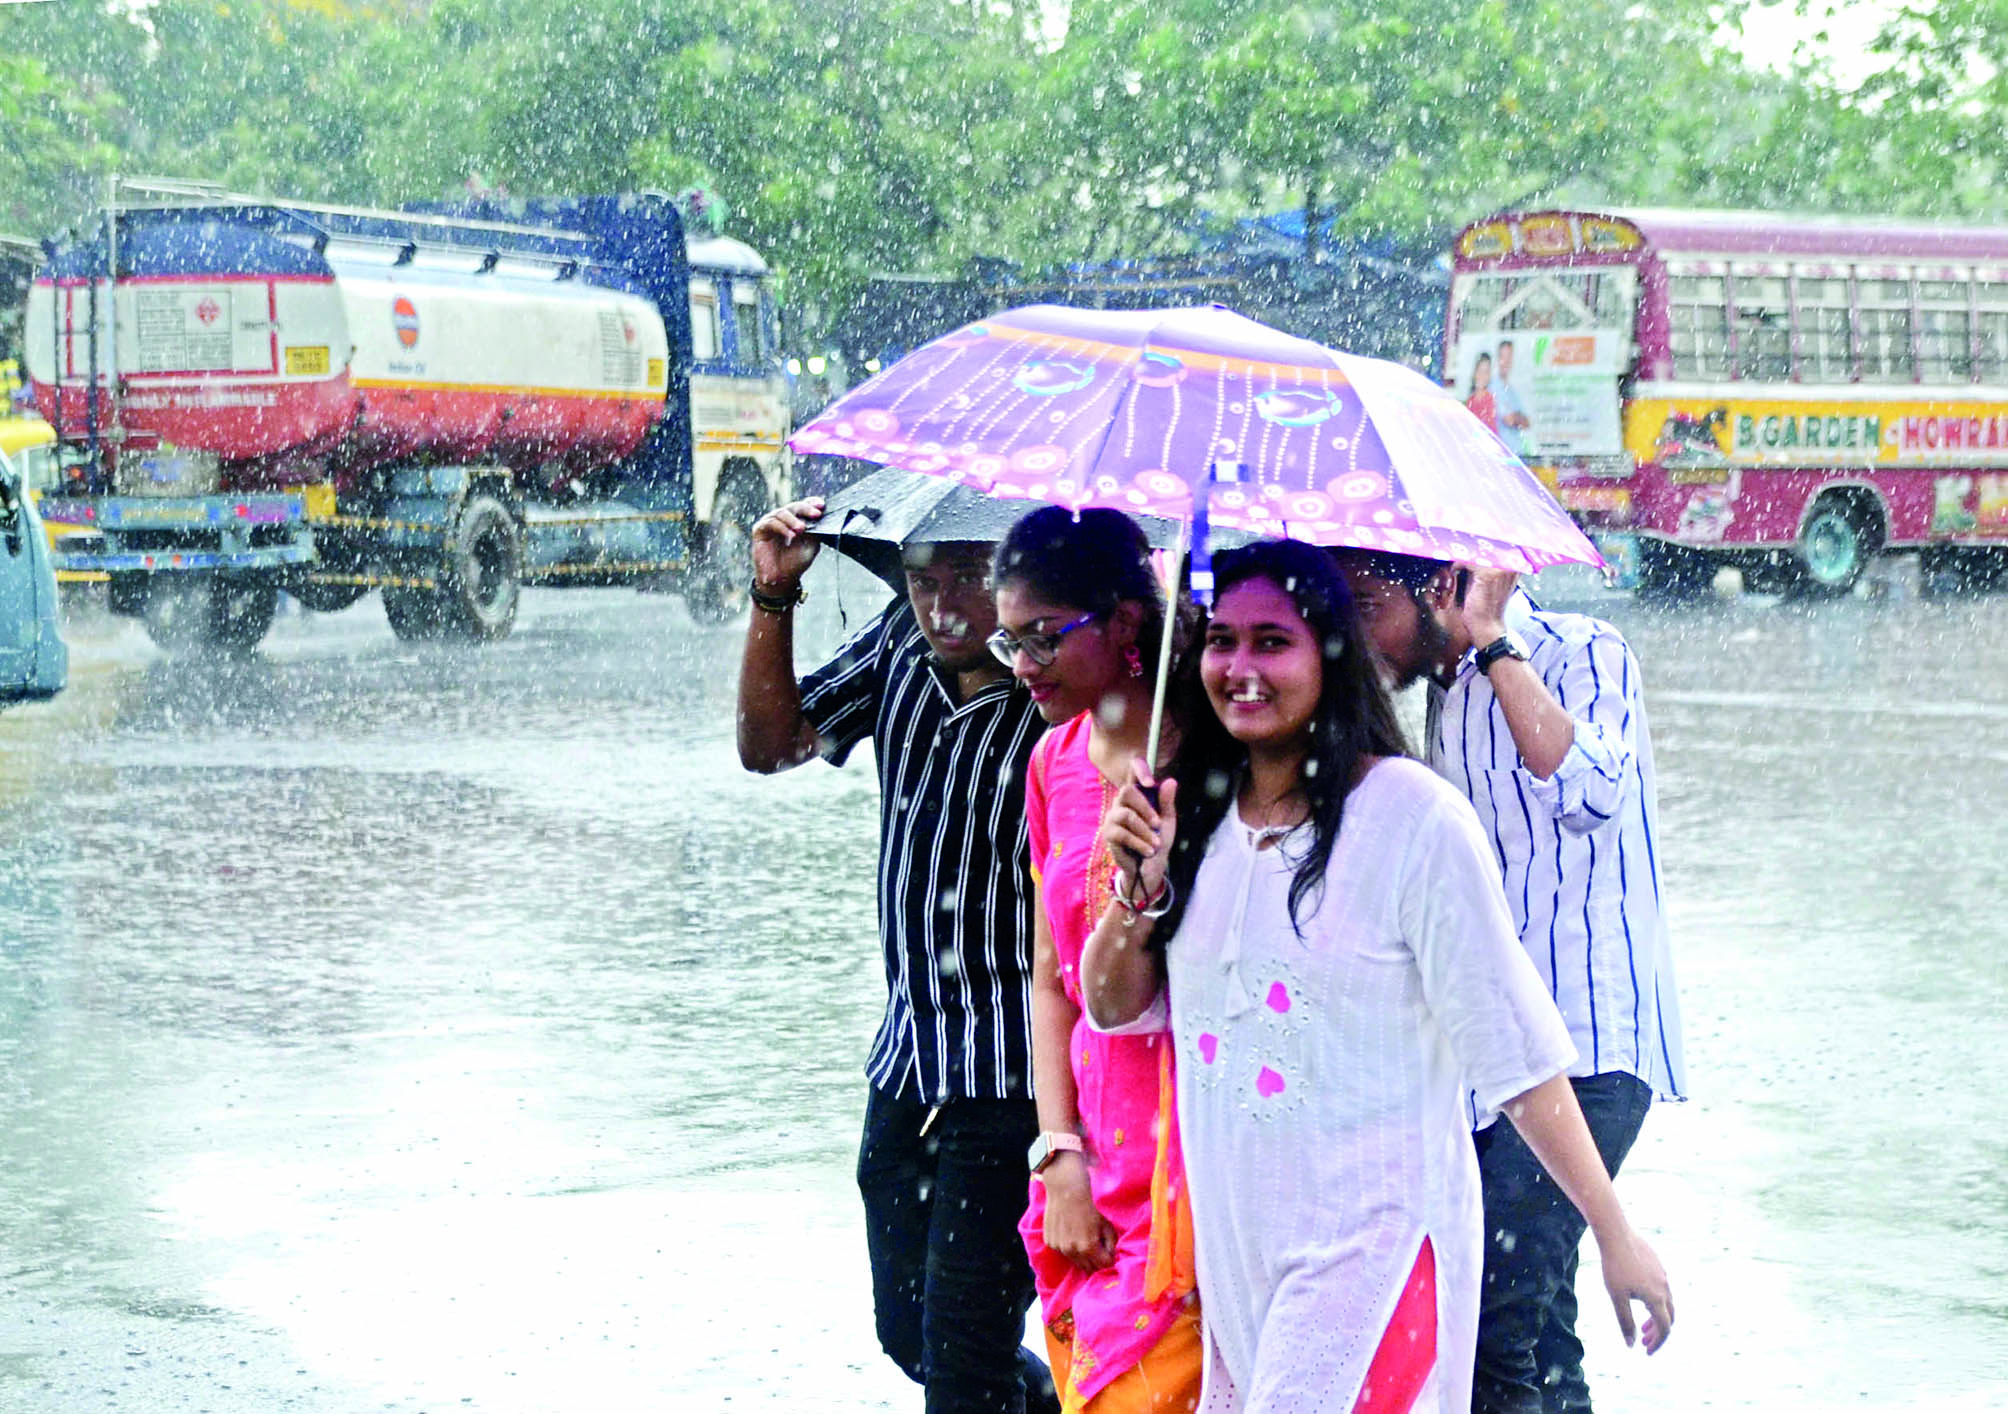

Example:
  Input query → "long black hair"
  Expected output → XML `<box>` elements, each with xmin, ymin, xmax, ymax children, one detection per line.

<box><xmin>993</xmin><ymin>505</ymin><xmax>1171</xmax><ymax>667</ymax></box>
<box><xmin>1154</xmin><ymin>539</ymin><xmax>1411</xmax><ymax>942</ymax></box>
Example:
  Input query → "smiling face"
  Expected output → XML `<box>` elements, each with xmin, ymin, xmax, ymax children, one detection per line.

<box><xmin>991</xmin><ymin>581</ymin><xmax>1129</xmax><ymax>724</ymax></box>
<box><xmin>1201</xmin><ymin>577</ymin><xmax>1323</xmax><ymax>753</ymax></box>
<box><xmin>902</xmin><ymin>543</ymin><xmax>1000</xmax><ymax>673</ymax></box>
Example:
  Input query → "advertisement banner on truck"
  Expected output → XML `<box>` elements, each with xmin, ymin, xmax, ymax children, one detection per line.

<box><xmin>1450</xmin><ymin>330</ymin><xmax>1625</xmax><ymax>459</ymax></box>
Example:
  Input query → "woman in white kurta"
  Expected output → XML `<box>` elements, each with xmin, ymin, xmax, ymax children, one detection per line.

<box><xmin>1080</xmin><ymin>541</ymin><xmax>1673</xmax><ymax>1414</ymax></box>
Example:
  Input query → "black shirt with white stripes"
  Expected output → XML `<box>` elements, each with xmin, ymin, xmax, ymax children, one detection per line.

<box><xmin>799</xmin><ymin>599</ymin><xmax>1045</xmax><ymax>1103</ymax></box>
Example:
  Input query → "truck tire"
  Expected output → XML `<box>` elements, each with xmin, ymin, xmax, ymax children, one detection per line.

<box><xmin>1922</xmin><ymin>545</ymin><xmax>2008</xmax><ymax>596</ymax></box>
<box><xmin>142</xmin><ymin>575</ymin><xmax>279</xmax><ymax>654</ymax></box>
<box><xmin>1632</xmin><ymin>538</ymin><xmax>1714</xmax><ymax>603</ymax></box>
<box><xmin>684</xmin><ymin>469</ymin><xmax>769</xmax><ymax>624</ymax></box>
<box><xmin>289</xmin><ymin>580</ymin><xmax>370</xmax><ymax>614</ymax></box>
<box><xmin>383</xmin><ymin>494</ymin><xmax>524</xmax><ymax>642</ymax></box>
<box><xmin>1791</xmin><ymin>495</ymin><xmax>1879</xmax><ymax>597</ymax></box>
<box><xmin>381</xmin><ymin>586</ymin><xmax>446</xmax><ymax>640</ymax></box>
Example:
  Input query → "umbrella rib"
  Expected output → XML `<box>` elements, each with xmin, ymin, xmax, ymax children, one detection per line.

<box><xmin>1203</xmin><ymin>360</ymin><xmax>1227</xmax><ymax>472</ymax></box>
<box><xmin>973</xmin><ymin>331</ymin><xmax>1068</xmax><ymax>451</ymax></box>
<box><xmin>1048</xmin><ymin>375</ymin><xmax>1132</xmax><ymax>469</ymax></box>
<box><xmin>1306</xmin><ymin>366</ymin><xmax>1326</xmax><ymax>492</ymax></box>
<box><xmin>1076</xmin><ymin>321</ymin><xmax>1167</xmax><ymax>505</ymax></box>
<box><xmin>1255</xmin><ymin>367</ymin><xmax>1278</xmax><ymax>488</ymax></box>
<box><xmin>934</xmin><ymin>336</ymin><xmax>1036</xmax><ymax>443</ymax></box>
<box><xmin>884</xmin><ymin>343</ymin><xmax>965</xmax><ymax>414</ymax></box>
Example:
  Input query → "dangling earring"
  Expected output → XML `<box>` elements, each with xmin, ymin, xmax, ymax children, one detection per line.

<box><xmin>1124</xmin><ymin>644</ymin><xmax>1144</xmax><ymax>678</ymax></box>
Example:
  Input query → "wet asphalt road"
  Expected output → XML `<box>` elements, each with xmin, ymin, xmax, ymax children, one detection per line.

<box><xmin>1</xmin><ymin>555</ymin><xmax>2004</xmax><ymax>1411</ymax></box>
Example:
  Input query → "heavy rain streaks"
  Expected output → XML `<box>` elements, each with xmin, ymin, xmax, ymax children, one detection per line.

<box><xmin>0</xmin><ymin>562</ymin><xmax>2001</xmax><ymax>1409</ymax></box>
<box><xmin>3</xmin><ymin>0</ymin><xmax>2008</xmax><ymax>1406</ymax></box>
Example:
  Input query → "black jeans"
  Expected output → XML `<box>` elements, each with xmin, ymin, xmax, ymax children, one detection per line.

<box><xmin>856</xmin><ymin>1086</ymin><xmax>1056</xmax><ymax>1414</ymax></box>
<box><xmin>1471</xmin><ymin>1071</ymin><xmax>1654</xmax><ymax>1414</ymax></box>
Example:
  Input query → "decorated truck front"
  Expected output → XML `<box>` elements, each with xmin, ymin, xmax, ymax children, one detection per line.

<box><xmin>24</xmin><ymin>185</ymin><xmax>787</xmax><ymax>650</ymax></box>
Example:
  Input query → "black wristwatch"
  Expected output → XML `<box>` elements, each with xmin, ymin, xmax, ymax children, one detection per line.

<box><xmin>1473</xmin><ymin>632</ymin><xmax>1530</xmax><ymax>675</ymax></box>
<box><xmin>749</xmin><ymin>579</ymin><xmax>806</xmax><ymax>614</ymax></box>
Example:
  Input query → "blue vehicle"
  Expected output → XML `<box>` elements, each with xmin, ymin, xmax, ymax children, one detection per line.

<box><xmin>0</xmin><ymin>445</ymin><xmax>66</xmax><ymax>705</ymax></box>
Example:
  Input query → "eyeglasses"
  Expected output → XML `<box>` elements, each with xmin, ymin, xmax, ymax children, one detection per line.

<box><xmin>986</xmin><ymin>612</ymin><xmax>1099</xmax><ymax>668</ymax></box>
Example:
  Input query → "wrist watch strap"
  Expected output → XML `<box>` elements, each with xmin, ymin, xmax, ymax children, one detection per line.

<box><xmin>749</xmin><ymin>579</ymin><xmax>806</xmax><ymax>614</ymax></box>
<box><xmin>1028</xmin><ymin>1131</ymin><xmax>1084</xmax><ymax>1173</ymax></box>
<box><xmin>1474</xmin><ymin>633</ymin><xmax>1529</xmax><ymax>675</ymax></box>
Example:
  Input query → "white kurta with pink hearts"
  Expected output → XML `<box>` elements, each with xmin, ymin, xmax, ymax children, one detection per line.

<box><xmin>1157</xmin><ymin>758</ymin><xmax>1575</xmax><ymax>1413</ymax></box>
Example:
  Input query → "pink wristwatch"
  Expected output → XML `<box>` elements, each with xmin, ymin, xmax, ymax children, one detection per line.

<box><xmin>1027</xmin><ymin>1131</ymin><xmax>1085</xmax><ymax>1174</ymax></box>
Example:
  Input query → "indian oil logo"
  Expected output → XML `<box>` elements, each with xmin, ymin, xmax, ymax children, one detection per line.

<box><xmin>392</xmin><ymin>296</ymin><xmax>420</xmax><ymax>350</ymax></box>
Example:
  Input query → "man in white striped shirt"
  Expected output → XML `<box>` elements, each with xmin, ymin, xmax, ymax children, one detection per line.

<box><xmin>1338</xmin><ymin>551</ymin><xmax>1686</xmax><ymax>1414</ymax></box>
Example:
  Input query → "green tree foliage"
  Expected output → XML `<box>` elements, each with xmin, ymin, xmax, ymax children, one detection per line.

<box><xmin>1846</xmin><ymin>0</ymin><xmax>2008</xmax><ymax>220</ymax></box>
<box><xmin>636</xmin><ymin>0</ymin><xmax>1039</xmax><ymax>327</ymax></box>
<box><xmin>0</xmin><ymin>46</ymin><xmax>120</xmax><ymax>232</ymax></box>
<box><xmin>0</xmin><ymin>0</ymin><xmax>1974</xmax><ymax>336</ymax></box>
<box><xmin>1041</xmin><ymin>0</ymin><xmax>1749</xmax><ymax>253</ymax></box>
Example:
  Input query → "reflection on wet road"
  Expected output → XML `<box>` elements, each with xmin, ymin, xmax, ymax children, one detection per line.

<box><xmin>2</xmin><ymin>563</ymin><xmax>2004</xmax><ymax>1410</ymax></box>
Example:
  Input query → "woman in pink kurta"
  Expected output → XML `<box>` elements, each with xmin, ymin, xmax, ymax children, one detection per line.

<box><xmin>993</xmin><ymin>507</ymin><xmax>1199</xmax><ymax>1413</ymax></box>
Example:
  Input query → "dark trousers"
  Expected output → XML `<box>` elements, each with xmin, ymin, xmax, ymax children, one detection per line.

<box><xmin>1471</xmin><ymin>1071</ymin><xmax>1654</xmax><ymax>1414</ymax></box>
<box><xmin>856</xmin><ymin>1086</ymin><xmax>1057</xmax><ymax>1414</ymax></box>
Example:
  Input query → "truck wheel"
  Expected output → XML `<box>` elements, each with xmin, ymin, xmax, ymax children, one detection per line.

<box><xmin>290</xmin><ymin>580</ymin><xmax>370</xmax><ymax>614</ymax></box>
<box><xmin>440</xmin><ymin>494</ymin><xmax>523</xmax><ymax>640</ymax></box>
<box><xmin>143</xmin><ymin>576</ymin><xmax>279</xmax><ymax>654</ymax></box>
<box><xmin>1923</xmin><ymin>546</ymin><xmax>2008</xmax><ymax>596</ymax></box>
<box><xmin>684</xmin><ymin>469</ymin><xmax>769</xmax><ymax>624</ymax></box>
<box><xmin>381</xmin><ymin>495</ymin><xmax>522</xmax><ymax>641</ymax></box>
<box><xmin>382</xmin><ymin>585</ymin><xmax>446</xmax><ymax>640</ymax></box>
<box><xmin>1792</xmin><ymin>496</ymin><xmax>1878</xmax><ymax>596</ymax></box>
<box><xmin>1633</xmin><ymin>538</ymin><xmax>1713</xmax><ymax>603</ymax></box>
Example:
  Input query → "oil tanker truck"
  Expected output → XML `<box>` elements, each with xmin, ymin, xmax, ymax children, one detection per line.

<box><xmin>22</xmin><ymin>181</ymin><xmax>789</xmax><ymax>650</ymax></box>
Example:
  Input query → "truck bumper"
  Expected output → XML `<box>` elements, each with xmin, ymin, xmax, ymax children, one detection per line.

<box><xmin>40</xmin><ymin>494</ymin><xmax>316</xmax><ymax>577</ymax></box>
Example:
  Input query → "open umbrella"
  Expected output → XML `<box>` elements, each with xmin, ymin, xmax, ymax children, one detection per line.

<box><xmin>809</xmin><ymin>465</ymin><xmax>1195</xmax><ymax>593</ymax></box>
<box><xmin>788</xmin><ymin>303</ymin><xmax>1602</xmax><ymax>574</ymax></box>
<box><xmin>789</xmin><ymin>304</ymin><xmax>1601</xmax><ymax>756</ymax></box>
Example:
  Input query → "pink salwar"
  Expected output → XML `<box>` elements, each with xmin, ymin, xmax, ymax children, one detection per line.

<box><xmin>1020</xmin><ymin>713</ymin><xmax>1196</xmax><ymax>1408</ymax></box>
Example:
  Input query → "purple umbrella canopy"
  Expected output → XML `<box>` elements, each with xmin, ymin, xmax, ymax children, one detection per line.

<box><xmin>790</xmin><ymin>304</ymin><xmax>1602</xmax><ymax>573</ymax></box>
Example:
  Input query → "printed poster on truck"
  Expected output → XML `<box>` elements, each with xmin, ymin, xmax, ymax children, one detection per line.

<box><xmin>1450</xmin><ymin>329</ymin><xmax>1626</xmax><ymax>459</ymax></box>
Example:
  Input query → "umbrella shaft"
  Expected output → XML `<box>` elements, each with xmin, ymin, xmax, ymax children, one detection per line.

<box><xmin>1144</xmin><ymin>517</ymin><xmax>1188</xmax><ymax>772</ymax></box>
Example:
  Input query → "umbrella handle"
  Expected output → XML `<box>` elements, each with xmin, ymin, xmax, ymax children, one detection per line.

<box><xmin>1119</xmin><ymin>515</ymin><xmax>1187</xmax><ymax>888</ymax></box>
<box><xmin>1142</xmin><ymin>516</ymin><xmax>1188</xmax><ymax>771</ymax></box>
<box><xmin>1114</xmin><ymin>779</ymin><xmax>1162</xmax><ymax>884</ymax></box>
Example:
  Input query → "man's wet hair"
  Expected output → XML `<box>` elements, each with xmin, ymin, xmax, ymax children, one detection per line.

<box><xmin>901</xmin><ymin>540</ymin><xmax>995</xmax><ymax>571</ymax></box>
<box><xmin>1329</xmin><ymin>547</ymin><xmax>1448</xmax><ymax>593</ymax></box>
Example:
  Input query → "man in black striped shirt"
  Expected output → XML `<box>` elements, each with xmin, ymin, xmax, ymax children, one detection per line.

<box><xmin>739</xmin><ymin>496</ymin><xmax>1053</xmax><ymax>1413</ymax></box>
